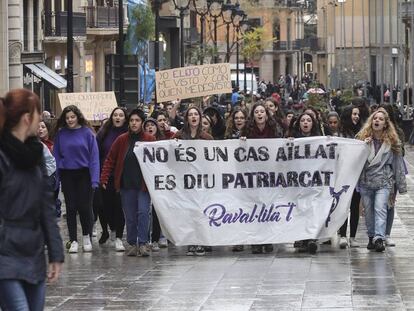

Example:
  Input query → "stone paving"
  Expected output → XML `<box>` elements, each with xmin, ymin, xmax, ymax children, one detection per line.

<box><xmin>45</xmin><ymin>147</ymin><xmax>414</xmax><ymax>311</ymax></box>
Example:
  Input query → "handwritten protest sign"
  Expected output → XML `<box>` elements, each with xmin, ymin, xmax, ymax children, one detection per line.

<box><xmin>155</xmin><ymin>63</ymin><xmax>232</xmax><ymax>103</ymax></box>
<box><xmin>135</xmin><ymin>137</ymin><xmax>369</xmax><ymax>246</ymax></box>
<box><xmin>58</xmin><ymin>92</ymin><xmax>117</xmax><ymax>121</ymax></box>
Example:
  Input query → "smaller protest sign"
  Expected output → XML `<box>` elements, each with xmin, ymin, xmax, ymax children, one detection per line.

<box><xmin>155</xmin><ymin>63</ymin><xmax>232</xmax><ymax>103</ymax></box>
<box><xmin>58</xmin><ymin>92</ymin><xmax>117</xmax><ymax>121</ymax></box>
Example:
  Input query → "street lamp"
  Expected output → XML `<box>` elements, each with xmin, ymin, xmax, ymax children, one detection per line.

<box><xmin>239</xmin><ymin>19</ymin><xmax>250</xmax><ymax>93</ymax></box>
<box><xmin>208</xmin><ymin>0</ymin><xmax>223</xmax><ymax>63</ymax></box>
<box><xmin>232</xmin><ymin>5</ymin><xmax>245</xmax><ymax>87</ymax></box>
<box><xmin>151</xmin><ymin>0</ymin><xmax>163</xmax><ymax>105</ymax></box>
<box><xmin>222</xmin><ymin>0</ymin><xmax>235</xmax><ymax>62</ymax></box>
<box><xmin>173</xmin><ymin>0</ymin><xmax>191</xmax><ymax>67</ymax></box>
<box><xmin>193</xmin><ymin>0</ymin><xmax>210</xmax><ymax>64</ymax></box>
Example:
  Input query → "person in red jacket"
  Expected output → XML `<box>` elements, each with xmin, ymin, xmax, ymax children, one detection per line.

<box><xmin>100</xmin><ymin>109</ymin><xmax>155</xmax><ymax>257</ymax></box>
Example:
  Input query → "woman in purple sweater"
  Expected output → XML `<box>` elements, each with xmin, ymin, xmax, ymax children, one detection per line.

<box><xmin>54</xmin><ymin>105</ymin><xmax>100</xmax><ymax>254</ymax></box>
<box><xmin>96</xmin><ymin>107</ymin><xmax>128</xmax><ymax>251</ymax></box>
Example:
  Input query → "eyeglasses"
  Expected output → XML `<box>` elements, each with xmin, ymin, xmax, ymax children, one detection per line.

<box><xmin>234</xmin><ymin>117</ymin><xmax>245</xmax><ymax>120</ymax></box>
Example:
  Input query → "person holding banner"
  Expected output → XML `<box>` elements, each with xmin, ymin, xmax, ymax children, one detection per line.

<box><xmin>143</xmin><ymin>117</ymin><xmax>167</xmax><ymax>250</ymax></box>
<box><xmin>338</xmin><ymin>105</ymin><xmax>362</xmax><ymax>249</ymax></box>
<box><xmin>174</xmin><ymin>106</ymin><xmax>213</xmax><ymax>256</ymax></box>
<box><xmin>224</xmin><ymin>107</ymin><xmax>248</xmax><ymax>140</ymax></box>
<box><xmin>287</xmin><ymin>112</ymin><xmax>321</xmax><ymax>254</ymax></box>
<box><xmin>151</xmin><ymin>110</ymin><xmax>176</xmax><ymax>138</ymax></box>
<box><xmin>100</xmin><ymin>109</ymin><xmax>155</xmax><ymax>257</ymax></box>
<box><xmin>225</xmin><ymin>107</ymin><xmax>248</xmax><ymax>252</ymax></box>
<box><xmin>203</xmin><ymin>106</ymin><xmax>226</xmax><ymax>140</ymax></box>
<box><xmin>54</xmin><ymin>105</ymin><xmax>100</xmax><ymax>254</ymax></box>
<box><xmin>96</xmin><ymin>107</ymin><xmax>128</xmax><ymax>251</ymax></box>
<box><xmin>356</xmin><ymin>108</ymin><xmax>407</xmax><ymax>252</ymax></box>
<box><xmin>242</xmin><ymin>102</ymin><xmax>281</xmax><ymax>254</ymax></box>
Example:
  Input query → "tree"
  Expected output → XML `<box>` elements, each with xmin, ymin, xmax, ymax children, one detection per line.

<box><xmin>241</xmin><ymin>27</ymin><xmax>275</xmax><ymax>93</ymax></box>
<box><xmin>127</xmin><ymin>2</ymin><xmax>155</xmax><ymax>103</ymax></box>
<box><xmin>241</xmin><ymin>27</ymin><xmax>265</xmax><ymax>63</ymax></box>
<box><xmin>129</xmin><ymin>3</ymin><xmax>155</xmax><ymax>55</ymax></box>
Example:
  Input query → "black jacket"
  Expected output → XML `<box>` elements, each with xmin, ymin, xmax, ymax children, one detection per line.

<box><xmin>0</xmin><ymin>148</ymin><xmax>64</xmax><ymax>284</ymax></box>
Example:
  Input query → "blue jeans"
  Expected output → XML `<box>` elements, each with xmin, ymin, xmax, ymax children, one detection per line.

<box><xmin>120</xmin><ymin>189</ymin><xmax>151</xmax><ymax>246</ymax></box>
<box><xmin>386</xmin><ymin>206</ymin><xmax>394</xmax><ymax>236</ymax></box>
<box><xmin>0</xmin><ymin>279</ymin><xmax>45</xmax><ymax>311</ymax></box>
<box><xmin>360</xmin><ymin>187</ymin><xmax>390</xmax><ymax>241</ymax></box>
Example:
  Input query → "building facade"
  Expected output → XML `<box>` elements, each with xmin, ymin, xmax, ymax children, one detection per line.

<box><xmin>317</xmin><ymin>0</ymin><xmax>406</xmax><ymax>92</ymax></box>
<box><xmin>0</xmin><ymin>0</ymin><xmax>127</xmax><ymax>112</ymax></box>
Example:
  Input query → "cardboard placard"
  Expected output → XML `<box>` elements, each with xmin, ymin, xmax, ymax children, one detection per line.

<box><xmin>58</xmin><ymin>92</ymin><xmax>118</xmax><ymax>121</ymax></box>
<box><xmin>155</xmin><ymin>63</ymin><xmax>232</xmax><ymax>103</ymax></box>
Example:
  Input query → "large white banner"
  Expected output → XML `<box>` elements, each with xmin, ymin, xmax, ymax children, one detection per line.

<box><xmin>135</xmin><ymin>137</ymin><xmax>369</xmax><ymax>246</ymax></box>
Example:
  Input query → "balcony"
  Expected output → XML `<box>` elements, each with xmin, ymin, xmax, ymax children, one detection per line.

<box><xmin>401</xmin><ymin>1</ymin><xmax>414</xmax><ymax>23</ymax></box>
<box><xmin>85</xmin><ymin>5</ymin><xmax>128</xmax><ymax>36</ymax></box>
<box><xmin>273</xmin><ymin>40</ymin><xmax>301</xmax><ymax>51</ymax></box>
<box><xmin>44</xmin><ymin>11</ymin><xmax>86</xmax><ymax>40</ymax></box>
<box><xmin>273</xmin><ymin>38</ymin><xmax>326</xmax><ymax>52</ymax></box>
<box><xmin>86</xmin><ymin>6</ymin><xmax>119</xmax><ymax>28</ymax></box>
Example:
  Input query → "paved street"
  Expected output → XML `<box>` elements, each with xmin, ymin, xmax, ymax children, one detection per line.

<box><xmin>45</xmin><ymin>147</ymin><xmax>414</xmax><ymax>311</ymax></box>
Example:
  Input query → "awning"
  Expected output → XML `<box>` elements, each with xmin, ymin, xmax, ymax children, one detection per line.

<box><xmin>25</xmin><ymin>64</ymin><xmax>67</xmax><ymax>89</ymax></box>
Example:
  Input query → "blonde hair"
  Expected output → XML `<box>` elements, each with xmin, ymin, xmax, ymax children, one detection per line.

<box><xmin>356</xmin><ymin>107</ymin><xmax>401</xmax><ymax>154</ymax></box>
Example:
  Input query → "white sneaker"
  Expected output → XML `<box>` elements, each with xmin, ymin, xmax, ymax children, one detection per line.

<box><xmin>115</xmin><ymin>238</ymin><xmax>125</xmax><ymax>252</ymax></box>
<box><xmin>92</xmin><ymin>225</ymin><xmax>97</xmax><ymax>237</ymax></box>
<box><xmin>83</xmin><ymin>235</ymin><xmax>92</xmax><ymax>252</ymax></box>
<box><xmin>158</xmin><ymin>238</ymin><xmax>168</xmax><ymax>248</ymax></box>
<box><xmin>69</xmin><ymin>241</ymin><xmax>79</xmax><ymax>253</ymax></box>
<box><xmin>339</xmin><ymin>237</ymin><xmax>348</xmax><ymax>249</ymax></box>
<box><xmin>152</xmin><ymin>242</ymin><xmax>160</xmax><ymax>252</ymax></box>
<box><xmin>349</xmin><ymin>238</ymin><xmax>360</xmax><ymax>248</ymax></box>
<box><xmin>385</xmin><ymin>236</ymin><xmax>396</xmax><ymax>247</ymax></box>
<box><xmin>110</xmin><ymin>231</ymin><xmax>116</xmax><ymax>242</ymax></box>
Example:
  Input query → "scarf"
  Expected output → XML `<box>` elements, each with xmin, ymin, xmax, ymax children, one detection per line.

<box><xmin>367</xmin><ymin>140</ymin><xmax>390</xmax><ymax>168</ymax></box>
<box><xmin>0</xmin><ymin>131</ymin><xmax>43</xmax><ymax>169</ymax></box>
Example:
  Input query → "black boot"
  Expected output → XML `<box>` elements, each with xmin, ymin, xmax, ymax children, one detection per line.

<box><xmin>375</xmin><ymin>238</ymin><xmax>385</xmax><ymax>252</ymax></box>
<box><xmin>308</xmin><ymin>240</ymin><xmax>318</xmax><ymax>254</ymax></box>
<box><xmin>99</xmin><ymin>231</ymin><xmax>109</xmax><ymax>244</ymax></box>
<box><xmin>264</xmin><ymin>244</ymin><xmax>274</xmax><ymax>253</ymax></box>
<box><xmin>367</xmin><ymin>237</ymin><xmax>375</xmax><ymax>250</ymax></box>
<box><xmin>251</xmin><ymin>245</ymin><xmax>263</xmax><ymax>254</ymax></box>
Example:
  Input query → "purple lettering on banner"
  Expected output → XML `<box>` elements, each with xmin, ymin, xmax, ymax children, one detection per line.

<box><xmin>203</xmin><ymin>203</ymin><xmax>297</xmax><ymax>227</ymax></box>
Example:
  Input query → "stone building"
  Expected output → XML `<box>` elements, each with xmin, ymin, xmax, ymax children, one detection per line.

<box><xmin>316</xmin><ymin>0</ymin><xmax>405</xmax><ymax>91</ymax></box>
<box><xmin>0</xmin><ymin>0</ymin><xmax>127</xmax><ymax>112</ymax></box>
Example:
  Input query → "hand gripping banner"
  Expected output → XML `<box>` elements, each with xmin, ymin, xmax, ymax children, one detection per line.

<box><xmin>134</xmin><ymin>137</ymin><xmax>369</xmax><ymax>246</ymax></box>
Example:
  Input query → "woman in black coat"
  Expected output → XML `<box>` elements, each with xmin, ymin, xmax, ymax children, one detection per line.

<box><xmin>0</xmin><ymin>89</ymin><xmax>64</xmax><ymax>310</ymax></box>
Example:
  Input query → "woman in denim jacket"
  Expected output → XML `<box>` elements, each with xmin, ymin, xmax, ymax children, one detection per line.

<box><xmin>356</xmin><ymin>107</ymin><xmax>407</xmax><ymax>252</ymax></box>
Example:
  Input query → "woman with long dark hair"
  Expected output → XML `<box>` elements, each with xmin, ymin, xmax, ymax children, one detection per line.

<box><xmin>224</xmin><ymin>107</ymin><xmax>248</xmax><ymax>140</ymax></box>
<box><xmin>0</xmin><ymin>89</ymin><xmax>64</xmax><ymax>310</ymax></box>
<box><xmin>224</xmin><ymin>107</ymin><xmax>248</xmax><ymax>252</ymax></box>
<box><xmin>54</xmin><ymin>105</ymin><xmax>100</xmax><ymax>253</ymax></box>
<box><xmin>174</xmin><ymin>106</ymin><xmax>213</xmax><ymax>256</ymax></box>
<box><xmin>287</xmin><ymin>112</ymin><xmax>320</xmax><ymax>254</ymax></box>
<box><xmin>96</xmin><ymin>107</ymin><xmax>128</xmax><ymax>251</ymax></box>
<box><xmin>101</xmin><ymin>109</ymin><xmax>155</xmax><ymax>257</ymax></box>
<box><xmin>38</xmin><ymin>120</ymin><xmax>54</xmax><ymax>151</ymax></box>
<box><xmin>338</xmin><ymin>105</ymin><xmax>362</xmax><ymax>249</ymax></box>
<box><xmin>243</xmin><ymin>102</ymin><xmax>281</xmax><ymax>254</ymax></box>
